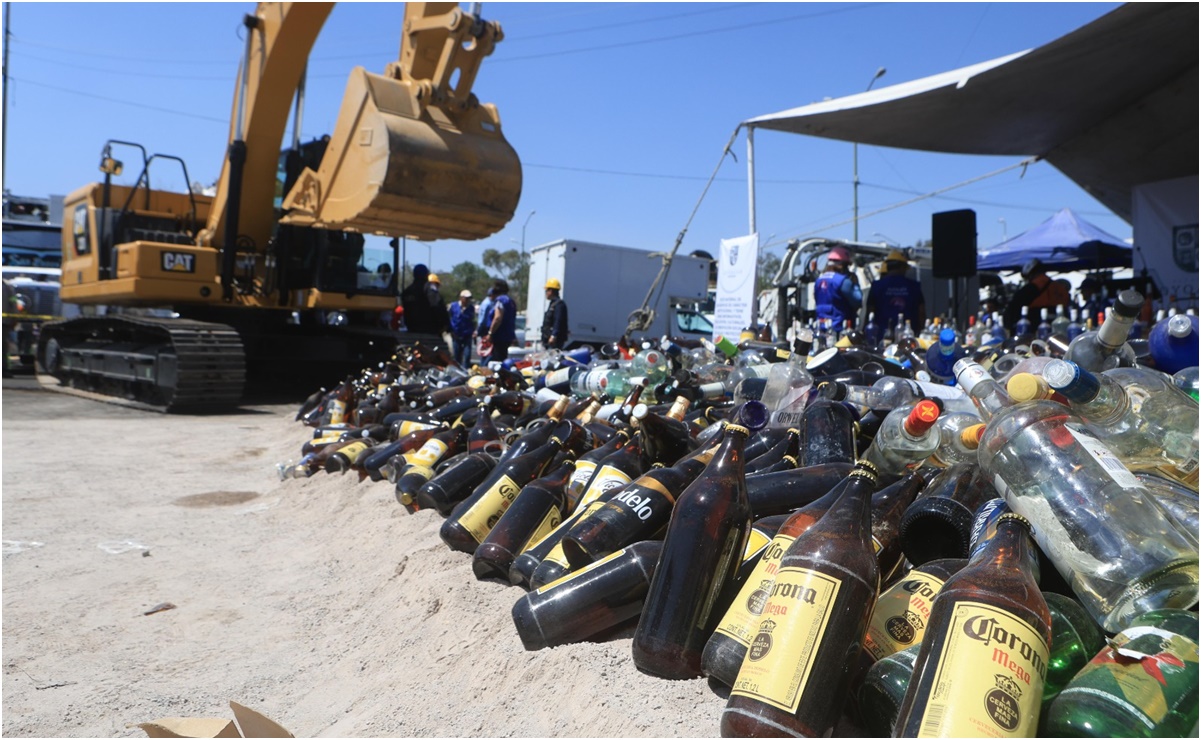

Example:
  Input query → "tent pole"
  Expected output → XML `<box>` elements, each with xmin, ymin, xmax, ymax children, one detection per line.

<box><xmin>747</xmin><ymin>126</ymin><xmax>759</xmax><ymax>330</ymax></box>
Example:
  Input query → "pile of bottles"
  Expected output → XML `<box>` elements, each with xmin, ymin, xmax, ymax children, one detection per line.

<box><xmin>279</xmin><ymin>292</ymin><xmax>1198</xmax><ymax>738</ymax></box>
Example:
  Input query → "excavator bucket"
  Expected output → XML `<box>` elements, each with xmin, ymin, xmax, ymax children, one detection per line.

<box><xmin>281</xmin><ymin>4</ymin><xmax>521</xmax><ymax>241</ymax></box>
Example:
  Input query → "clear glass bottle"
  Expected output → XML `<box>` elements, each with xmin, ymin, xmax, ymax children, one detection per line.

<box><xmin>977</xmin><ymin>395</ymin><xmax>1199</xmax><ymax>632</ymax></box>
<box><xmin>927</xmin><ymin>412</ymin><xmax>986</xmax><ymax>467</ymax></box>
<box><xmin>860</xmin><ymin>399</ymin><xmax>943</xmax><ymax>482</ymax></box>
<box><xmin>1044</xmin><ymin>360</ymin><xmax>1199</xmax><ymax>489</ymax></box>
<box><xmin>758</xmin><ymin>347</ymin><xmax>814</xmax><ymax>429</ymax></box>
<box><xmin>953</xmin><ymin>358</ymin><xmax>1014</xmax><ymax>420</ymax></box>
<box><xmin>1062</xmin><ymin>289</ymin><xmax>1143</xmax><ymax>372</ymax></box>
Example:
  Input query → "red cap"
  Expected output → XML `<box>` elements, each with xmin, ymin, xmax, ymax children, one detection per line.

<box><xmin>904</xmin><ymin>399</ymin><xmax>941</xmax><ymax>435</ymax></box>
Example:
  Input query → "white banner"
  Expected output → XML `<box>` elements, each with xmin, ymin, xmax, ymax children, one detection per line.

<box><xmin>712</xmin><ymin>233</ymin><xmax>759</xmax><ymax>341</ymax></box>
<box><xmin>1133</xmin><ymin>175</ymin><xmax>1199</xmax><ymax>310</ymax></box>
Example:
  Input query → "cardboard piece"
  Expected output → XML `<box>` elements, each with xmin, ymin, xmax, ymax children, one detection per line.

<box><xmin>136</xmin><ymin>702</ymin><xmax>292</xmax><ymax>739</ymax></box>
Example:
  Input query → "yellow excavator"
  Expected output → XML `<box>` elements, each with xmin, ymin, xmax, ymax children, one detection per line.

<box><xmin>37</xmin><ymin>2</ymin><xmax>521</xmax><ymax>411</ymax></box>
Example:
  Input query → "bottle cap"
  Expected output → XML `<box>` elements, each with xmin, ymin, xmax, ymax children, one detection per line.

<box><xmin>1043</xmin><ymin>359</ymin><xmax>1101</xmax><ymax>404</ymax></box>
<box><xmin>959</xmin><ymin>423</ymin><xmax>986</xmax><ymax>449</ymax></box>
<box><xmin>850</xmin><ymin>460</ymin><xmax>880</xmax><ymax>483</ymax></box>
<box><xmin>1005</xmin><ymin>373</ymin><xmax>1051</xmax><ymax>403</ymax></box>
<box><xmin>1113</xmin><ymin>289</ymin><xmax>1144</xmax><ymax>318</ymax></box>
<box><xmin>939</xmin><ymin>328</ymin><xmax>957</xmax><ymax>347</ymax></box>
<box><xmin>1168</xmin><ymin>314</ymin><xmax>1194</xmax><ymax>338</ymax></box>
<box><xmin>953</xmin><ymin>359</ymin><xmax>990</xmax><ymax>393</ymax></box>
<box><xmin>817</xmin><ymin>381</ymin><xmax>847</xmax><ymax>401</ymax></box>
<box><xmin>631</xmin><ymin>403</ymin><xmax>650</xmax><ymax>422</ymax></box>
<box><xmin>904</xmin><ymin>400</ymin><xmax>942</xmax><ymax>435</ymax></box>
<box><xmin>724</xmin><ymin>424</ymin><xmax>750</xmax><ymax>436</ymax></box>
<box><xmin>855</xmin><ymin>459</ymin><xmax>881</xmax><ymax>476</ymax></box>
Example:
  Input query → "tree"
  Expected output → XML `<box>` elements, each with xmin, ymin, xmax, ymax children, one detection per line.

<box><xmin>438</xmin><ymin>261</ymin><xmax>495</xmax><ymax>305</ymax></box>
<box><xmin>757</xmin><ymin>250</ymin><xmax>781</xmax><ymax>293</ymax></box>
<box><xmin>482</xmin><ymin>248</ymin><xmax>530</xmax><ymax>306</ymax></box>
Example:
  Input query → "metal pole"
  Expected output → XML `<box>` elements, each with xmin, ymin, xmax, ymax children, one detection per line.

<box><xmin>853</xmin><ymin>67</ymin><xmax>886</xmax><ymax>242</ymax></box>
<box><xmin>3</xmin><ymin>3</ymin><xmax>11</xmax><ymax>189</ymax></box>
<box><xmin>747</xmin><ymin>126</ymin><xmax>759</xmax><ymax>330</ymax></box>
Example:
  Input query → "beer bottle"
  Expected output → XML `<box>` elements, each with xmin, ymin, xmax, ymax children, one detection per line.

<box><xmin>511</xmin><ymin>540</ymin><xmax>664</xmax><ymax>651</ymax></box>
<box><xmin>720</xmin><ymin>461</ymin><xmax>882</xmax><ymax>737</ymax></box>
<box><xmin>744</xmin><ymin>461</ymin><xmax>856</xmax><ymax>517</ymax></box>
<box><xmin>563</xmin><ymin>430</ymin><xmax>630</xmax><ymax>510</ymax></box>
<box><xmin>439</xmin><ymin>436</ymin><xmax>564</xmax><ymax>553</ymax></box>
<box><xmin>870</xmin><ymin>468</ymin><xmax>930</xmax><ymax>583</ymax></box>
<box><xmin>467</xmin><ymin>402</ymin><xmax>503</xmax><ymax>455</ymax></box>
<box><xmin>857</xmin><ymin>558</ymin><xmax>968</xmax><ymax>678</ymax></box>
<box><xmin>799</xmin><ymin>396</ymin><xmax>858</xmax><ymax>466</ymax></box>
<box><xmin>893</xmin><ymin>513</ymin><xmax>1052</xmax><ymax>738</ymax></box>
<box><xmin>394</xmin><ymin>464</ymin><xmax>438</xmax><ymax>511</ymax></box>
<box><xmin>360</xmin><ymin>424</ymin><xmax>446</xmax><ymax>482</ymax></box>
<box><xmin>529</xmin><ymin>436</ymin><xmax>647</xmax><ymax>589</ymax></box>
<box><xmin>386</xmin><ymin>425</ymin><xmax>466</xmax><ymax>483</ymax></box>
<box><xmin>324</xmin><ymin>437</ymin><xmax>377</xmax><ymax>475</ymax></box>
<box><xmin>898</xmin><ymin>462</ymin><xmax>993</xmax><ymax>566</ymax></box>
<box><xmin>326</xmin><ymin>375</ymin><xmax>357</xmax><ymax>426</ymax></box>
<box><xmin>1040</xmin><ymin>591</ymin><xmax>1106</xmax><ymax>716</ymax></box>
<box><xmin>561</xmin><ymin>442</ymin><xmax>719</xmax><ymax>569</ymax></box>
<box><xmin>856</xmin><ymin>644</ymin><xmax>921</xmax><ymax>737</ymax></box>
<box><xmin>415</xmin><ymin>452</ymin><xmax>497</xmax><ymax>516</ymax></box>
<box><xmin>1043</xmin><ymin>609</ymin><xmax>1197</xmax><ymax>738</ymax></box>
<box><xmin>742</xmin><ymin>426</ymin><xmax>790</xmax><ymax>463</ymax></box>
<box><xmin>496</xmin><ymin>396</ymin><xmax>571</xmax><ymax>465</ymax></box>
<box><xmin>752</xmin><ymin>454</ymin><xmax>799</xmax><ymax>475</ymax></box>
<box><xmin>472</xmin><ymin>459</ymin><xmax>576</xmax><ymax>581</ymax></box>
<box><xmin>703</xmin><ymin>475</ymin><xmax>858</xmax><ymax>686</ymax></box>
<box><xmin>631</xmin><ymin>404</ymin><xmax>763</xmax><ymax>680</ymax></box>
<box><xmin>744</xmin><ymin>427</ymin><xmax>801</xmax><ymax>475</ymax></box>
<box><xmin>632</xmin><ymin>398</ymin><xmax>698</xmax><ymax>466</ymax></box>
<box><xmin>295</xmin><ymin>386</ymin><xmax>327</xmax><ymax>423</ymax></box>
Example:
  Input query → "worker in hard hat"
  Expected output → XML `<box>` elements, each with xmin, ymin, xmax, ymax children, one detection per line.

<box><xmin>867</xmin><ymin>249</ymin><xmax>926</xmax><ymax>338</ymax></box>
<box><xmin>813</xmin><ymin>246</ymin><xmax>863</xmax><ymax>329</ymax></box>
<box><xmin>401</xmin><ymin>264</ymin><xmax>448</xmax><ymax>335</ymax></box>
<box><xmin>541</xmin><ymin>277</ymin><xmax>570</xmax><ymax>349</ymax></box>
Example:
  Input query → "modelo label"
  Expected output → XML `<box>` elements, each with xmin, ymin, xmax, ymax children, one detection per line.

<box><xmin>862</xmin><ymin>572</ymin><xmax>947</xmax><ymax>661</ymax></box>
<box><xmin>1054</xmin><ymin>624</ymin><xmax>1198</xmax><ymax>731</ymax></box>
<box><xmin>729</xmin><ymin>565</ymin><xmax>841</xmax><ymax>713</ymax></box>
<box><xmin>404</xmin><ymin>439</ymin><xmax>448</xmax><ymax>469</ymax></box>
<box><xmin>606</xmin><ymin>476</ymin><xmax>676</xmax><ymax>522</ymax></box>
<box><xmin>566</xmin><ymin>460</ymin><xmax>599</xmax><ymax>500</ymax></box>
<box><xmin>713</xmin><ymin>532</ymin><xmax>798</xmax><ymax>648</ymax></box>
<box><xmin>582</xmin><ymin>467</ymin><xmax>634</xmax><ymax>504</ymax></box>
<box><xmin>915</xmin><ymin>600</ymin><xmax>1048</xmax><ymax>738</ymax></box>
<box><xmin>455</xmin><ymin>475</ymin><xmax>521</xmax><ymax>544</ymax></box>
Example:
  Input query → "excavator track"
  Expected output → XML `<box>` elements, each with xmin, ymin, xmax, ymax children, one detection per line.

<box><xmin>36</xmin><ymin>316</ymin><xmax>246</xmax><ymax>412</ymax></box>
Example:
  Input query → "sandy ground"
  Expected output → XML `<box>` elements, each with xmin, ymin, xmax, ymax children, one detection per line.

<box><xmin>2</xmin><ymin>379</ymin><xmax>724</xmax><ymax>738</ymax></box>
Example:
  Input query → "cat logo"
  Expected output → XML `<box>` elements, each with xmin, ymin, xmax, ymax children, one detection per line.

<box><xmin>161</xmin><ymin>251</ymin><xmax>196</xmax><ymax>273</ymax></box>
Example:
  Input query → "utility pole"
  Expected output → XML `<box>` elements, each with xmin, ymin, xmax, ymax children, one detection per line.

<box><xmin>853</xmin><ymin>67</ymin><xmax>887</xmax><ymax>241</ymax></box>
<box><xmin>3</xmin><ymin>3</ymin><xmax>12</xmax><ymax>189</ymax></box>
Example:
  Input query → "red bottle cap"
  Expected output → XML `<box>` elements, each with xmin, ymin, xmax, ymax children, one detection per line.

<box><xmin>904</xmin><ymin>399</ymin><xmax>941</xmax><ymax>436</ymax></box>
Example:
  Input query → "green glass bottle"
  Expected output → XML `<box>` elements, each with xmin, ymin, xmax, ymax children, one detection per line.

<box><xmin>856</xmin><ymin>644</ymin><xmax>920</xmax><ymax>737</ymax></box>
<box><xmin>1044</xmin><ymin>609</ymin><xmax>1198</xmax><ymax>738</ymax></box>
<box><xmin>1041</xmin><ymin>592</ymin><xmax>1107</xmax><ymax>713</ymax></box>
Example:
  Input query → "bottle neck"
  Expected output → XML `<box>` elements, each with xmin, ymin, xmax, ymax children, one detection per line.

<box><xmin>973</xmin><ymin>516</ymin><xmax>1038</xmax><ymax>582</ymax></box>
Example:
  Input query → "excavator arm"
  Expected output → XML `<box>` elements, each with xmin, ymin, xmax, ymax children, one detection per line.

<box><xmin>196</xmin><ymin>1</ymin><xmax>521</xmax><ymax>252</ymax></box>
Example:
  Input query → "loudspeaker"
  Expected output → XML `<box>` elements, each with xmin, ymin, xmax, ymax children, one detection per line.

<box><xmin>931</xmin><ymin>209</ymin><xmax>977</xmax><ymax>278</ymax></box>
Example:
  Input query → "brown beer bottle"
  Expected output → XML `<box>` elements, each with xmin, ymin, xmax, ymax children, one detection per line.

<box><xmin>360</xmin><ymin>424</ymin><xmax>446</xmax><ymax>482</ymax></box>
<box><xmin>721</xmin><ymin>461</ymin><xmax>882</xmax><ymax>737</ymax></box>
<box><xmin>439</xmin><ymin>436</ymin><xmax>565</xmax><ymax>553</ymax></box>
<box><xmin>511</xmin><ymin>540</ymin><xmax>665</xmax><ymax>651</ymax></box>
<box><xmin>745</xmin><ymin>461</ymin><xmax>857</xmax><ymax>516</ymax></box>
<box><xmin>632</xmin><ymin>397</ymin><xmax>698</xmax><ymax>466</ymax></box>
<box><xmin>467</xmin><ymin>401</ymin><xmax>503</xmax><ymax>455</ymax></box>
<box><xmin>631</xmin><ymin>403</ymin><xmax>764</xmax><ymax>680</ymax></box>
<box><xmin>415</xmin><ymin>452</ymin><xmax>497</xmax><ymax>516</ymax></box>
<box><xmin>703</xmin><ymin>474</ymin><xmax>862</xmax><ymax>686</ymax></box>
<box><xmin>853</xmin><ymin>557</ymin><xmax>968</xmax><ymax>694</ymax></box>
<box><xmin>472</xmin><ymin>458</ymin><xmax>576</xmax><ymax>581</ymax></box>
<box><xmin>871</xmin><ymin>468</ymin><xmax>931</xmax><ymax>584</ymax></box>
<box><xmin>561</xmin><ymin>442</ymin><xmax>719</xmax><ymax>569</ymax></box>
<box><xmin>324</xmin><ymin>437</ymin><xmax>377</xmax><ymax>475</ymax></box>
<box><xmin>899</xmin><ymin>462</ymin><xmax>994</xmax><ymax>566</ymax></box>
<box><xmin>744</xmin><ymin>427</ymin><xmax>801</xmax><ymax>475</ymax></box>
<box><xmin>496</xmin><ymin>396</ymin><xmax>571</xmax><ymax>465</ymax></box>
<box><xmin>528</xmin><ymin>435</ymin><xmax>647</xmax><ymax>589</ymax></box>
<box><xmin>893</xmin><ymin>513</ymin><xmax>1052</xmax><ymax>738</ymax></box>
<box><xmin>387</xmin><ymin>425</ymin><xmax>467</xmax><ymax>483</ymax></box>
<box><xmin>326</xmin><ymin>375</ymin><xmax>358</xmax><ymax>426</ymax></box>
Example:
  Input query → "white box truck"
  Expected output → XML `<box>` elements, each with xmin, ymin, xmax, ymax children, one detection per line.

<box><xmin>525</xmin><ymin>239</ymin><xmax>713</xmax><ymax>347</ymax></box>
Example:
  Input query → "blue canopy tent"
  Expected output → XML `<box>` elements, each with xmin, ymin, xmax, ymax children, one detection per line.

<box><xmin>977</xmin><ymin>207</ymin><xmax>1133</xmax><ymax>272</ymax></box>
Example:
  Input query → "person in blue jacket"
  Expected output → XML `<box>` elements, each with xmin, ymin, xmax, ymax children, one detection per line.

<box><xmin>867</xmin><ymin>250</ymin><xmax>926</xmax><ymax>336</ymax></box>
<box><xmin>813</xmin><ymin>246</ymin><xmax>863</xmax><ymax>329</ymax></box>
<box><xmin>447</xmin><ymin>289</ymin><xmax>476</xmax><ymax>366</ymax></box>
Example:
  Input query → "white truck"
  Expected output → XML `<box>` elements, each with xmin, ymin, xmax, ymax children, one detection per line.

<box><xmin>525</xmin><ymin>239</ymin><xmax>713</xmax><ymax>348</ymax></box>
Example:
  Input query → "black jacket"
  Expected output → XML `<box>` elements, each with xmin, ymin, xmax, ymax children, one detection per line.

<box><xmin>541</xmin><ymin>295</ymin><xmax>569</xmax><ymax>347</ymax></box>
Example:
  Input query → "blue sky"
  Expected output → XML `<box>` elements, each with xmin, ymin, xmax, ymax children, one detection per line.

<box><xmin>3</xmin><ymin>2</ymin><xmax>1127</xmax><ymax>273</ymax></box>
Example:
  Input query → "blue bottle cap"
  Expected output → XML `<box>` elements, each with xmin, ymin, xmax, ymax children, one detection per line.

<box><xmin>939</xmin><ymin>328</ymin><xmax>958</xmax><ymax>346</ymax></box>
<box><xmin>1044</xmin><ymin>359</ymin><xmax>1101</xmax><ymax>402</ymax></box>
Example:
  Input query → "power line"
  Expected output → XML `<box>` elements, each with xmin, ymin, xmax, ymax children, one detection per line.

<box><xmin>525</xmin><ymin>161</ymin><xmax>842</xmax><ymax>185</ymax></box>
<box><xmin>8</xmin><ymin>76</ymin><xmax>228</xmax><ymax>123</ymax></box>
<box><xmin>11</xmin><ymin>48</ymin><xmax>233</xmax><ymax>81</ymax></box>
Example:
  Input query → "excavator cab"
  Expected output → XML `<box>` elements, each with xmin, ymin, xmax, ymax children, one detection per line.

<box><xmin>280</xmin><ymin>2</ymin><xmax>522</xmax><ymax>241</ymax></box>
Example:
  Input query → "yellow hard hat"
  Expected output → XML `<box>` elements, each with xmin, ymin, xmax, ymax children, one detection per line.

<box><xmin>428</xmin><ymin>273</ymin><xmax>440</xmax><ymax>284</ymax></box>
<box><xmin>885</xmin><ymin>250</ymin><xmax>908</xmax><ymax>263</ymax></box>
<box><xmin>545</xmin><ymin>278</ymin><xmax>561</xmax><ymax>290</ymax></box>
